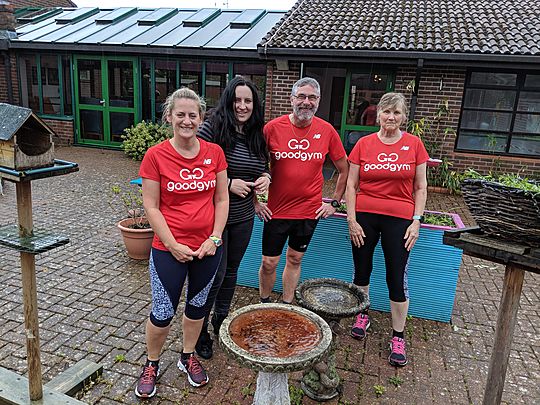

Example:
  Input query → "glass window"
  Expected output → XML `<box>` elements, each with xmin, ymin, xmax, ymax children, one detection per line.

<box><xmin>180</xmin><ymin>61</ymin><xmax>202</xmax><ymax>95</ymax></box>
<box><xmin>469</xmin><ymin>72</ymin><xmax>517</xmax><ymax>87</ymax></box>
<box><xmin>346</xmin><ymin>72</ymin><xmax>389</xmax><ymax>126</ymax></box>
<box><xmin>457</xmin><ymin>70</ymin><xmax>540</xmax><ymax>157</ymax></box>
<box><xmin>18</xmin><ymin>54</ymin><xmax>72</xmax><ymax>116</ymax></box>
<box><xmin>205</xmin><ymin>62</ymin><xmax>228</xmax><ymax>109</ymax></box>
<box><xmin>40</xmin><ymin>55</ymin><xmax>61</xmax><ymax>115</ymax></box>
<box><xmin>155</xmin><ymin>60</ymin><xmax>177</xmax><ymax>120</ymax></box>
<box><xmin>19</xmin><ymin>55</ymin><xmax>39</xmax><ymax>111</ymax></box>
<box><xmin>234</xmin><ymin>63</ymin><xmax>266</xmax><ymax>101</ymax></box>
<box><xmin>141</xmin><ymin>59</ymin><xmax>152</xmax><ymax>121</ymax></box>
<box><xmin>62</xmin><ymin>56</ymin><xmax>72</xmax><ymax>116</ymax></box>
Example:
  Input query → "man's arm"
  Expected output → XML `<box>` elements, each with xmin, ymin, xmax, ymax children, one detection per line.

<box><xmin>331</xmin><ymin>156</ymin><xmax>349</xmax><ymax>201</ymax></box>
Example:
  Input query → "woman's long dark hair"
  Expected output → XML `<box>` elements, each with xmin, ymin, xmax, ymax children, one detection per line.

<box><xmin>209</xmin><ymin>76</ymin><xmax>267</xmax><ymax>159</ymax></box>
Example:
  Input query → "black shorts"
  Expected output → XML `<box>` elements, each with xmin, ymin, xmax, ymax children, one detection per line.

<box><xmin>262</xmin><ymin>218</ymin><xmax>319</xmax><ymax>256</ymax></box>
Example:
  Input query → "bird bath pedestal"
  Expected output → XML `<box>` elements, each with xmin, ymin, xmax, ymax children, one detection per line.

<box><xmin>295</xmin><ymin>278</ymin><xmax>369</xmax><ymax>401</ymax></box>
<box><xmin>219</xmin><ymin>303</ymin><xmax>332</xmax><ymax>405</ymax></box>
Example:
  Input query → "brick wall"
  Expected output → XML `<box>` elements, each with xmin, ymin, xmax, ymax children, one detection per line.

<box><xmin>0</xmin><ymin>51</ymin><xmax>20</xmax><ymax>105</ymax></box>
<box><xmin>264</xmin><ymin>61</ymin><xmax>300</xmax><ymax>122</ymax></box>
<box><xmin>394</xmin><ymin>66</ymin><xmax>540</xmax><ymax>177</ymax></box>
<box><xmin>13</xmin><ymin>0</ymin><xmax>76</xmax><ymax>8</ymax></box>
<box><xmin>0</xmin><ymin>0</ymin><xmax>15</xmax><ymax>31</ymax></box>
<box><xmin>42</xmin><ymin>118</ymin><xmax>74</xmax><ymax>146</ymax></box>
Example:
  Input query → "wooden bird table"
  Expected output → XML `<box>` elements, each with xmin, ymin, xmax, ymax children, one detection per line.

<box><xmin>0</xmin><ymin>161</ymin><xmax>102</xmax><ymax>404</ymax></box>
<box><xmin>443</xmin><ymin>227</ymin><xmax>540</xmax><ymax>405</ymax></box>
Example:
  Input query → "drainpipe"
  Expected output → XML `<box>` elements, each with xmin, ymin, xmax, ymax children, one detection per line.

<box><xmin>409</xmin><ymin>58</ymin><xmax>424</xmax><ymax>121</ymax></box>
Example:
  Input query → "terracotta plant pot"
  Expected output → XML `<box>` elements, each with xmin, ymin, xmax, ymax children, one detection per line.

<box><xmin>117</xmin><ymin>217</ymin><xmax>154</xmax><ymax>260</ymax></box>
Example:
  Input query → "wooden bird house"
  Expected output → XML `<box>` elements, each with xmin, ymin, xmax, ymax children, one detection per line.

<box><xmin>0</xmin><ymin>103</ymin><xmax>55</xmax><ymax>171</ymax></box>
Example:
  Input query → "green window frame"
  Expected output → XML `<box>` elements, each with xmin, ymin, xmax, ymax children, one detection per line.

<box><xmin>139</xmin><ymin>58</ymin><xmax>267</xmax><ymax>123</ymax></box>
<box><xmin>17</xmin><ymin>53</ymin><xmax>74</xmax><ymax>119</ymax></box>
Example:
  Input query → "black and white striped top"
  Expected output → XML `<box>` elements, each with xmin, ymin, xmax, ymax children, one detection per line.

<box><xmin>198</xmin><ymin>120</ymin><xmax>269</xmax><ymax>225</ymax></box>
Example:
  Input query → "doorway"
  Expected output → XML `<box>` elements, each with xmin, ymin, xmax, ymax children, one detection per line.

<box><xmin>74</xmin><ymin>56</ymin><xmax>139</xmax><ymax>147</ymax></box>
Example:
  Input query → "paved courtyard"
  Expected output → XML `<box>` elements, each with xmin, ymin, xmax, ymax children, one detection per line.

<box><xmin>0</xmin><ymin>147</ymin><xmax>538</xmax><ymax>404</ymax></box>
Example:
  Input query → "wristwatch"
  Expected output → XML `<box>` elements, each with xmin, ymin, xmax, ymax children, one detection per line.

<box><xmin>330</xmin><ymin>199</ymin><xmax>340</xmax><ymax>208</ymax></box>
<box><xmin>209</xmin><ymin>235</ymin><xmax>223</xmax><ymax>247</ymax></box>
<box><xmin>412</xmin><ymin>215</ymin><xmax>424</xmax><ymax>223</ymax></box>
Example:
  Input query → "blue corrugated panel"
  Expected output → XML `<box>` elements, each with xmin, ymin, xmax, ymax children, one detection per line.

<box><xmin>237</xmin><ymin>216</ymin><xmax>463</xmax><ymax>323</ymax></box>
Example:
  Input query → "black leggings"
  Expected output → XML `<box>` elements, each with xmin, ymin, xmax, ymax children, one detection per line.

<box><xmin>351</xmin><ymin>212</ymin><xmax>411</xmax><ymax>303</ymax></box>
<box><xmin>204</xmin><ymin>218</ymin><xmax>254</xmax><ymax>322</ymax></box>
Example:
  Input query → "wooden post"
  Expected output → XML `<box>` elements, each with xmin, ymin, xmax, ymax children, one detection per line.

<box><xmin>482</xmin><ymin>263</ymin><xmax>525</xmax><ymax>405</ymax></box>
<box><xmin>15</xmin><ymin>181</ymin><xmax>43</xmax><ymax>401</ymax></box>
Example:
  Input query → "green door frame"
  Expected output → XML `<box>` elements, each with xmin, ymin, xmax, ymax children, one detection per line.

<box><xmin>339</xmin><ymin>68</ymin><xmax>395</xmax><ymax>142</ymax></box>
<box><xmin>74</xmin><ymin>55</ymin><xmax>140</xmax><ymax>147</ymax></box>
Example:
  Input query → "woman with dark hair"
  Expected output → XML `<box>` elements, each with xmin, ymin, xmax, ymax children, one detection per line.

<box><xmin>196</xmin><ymin>76</ymin><xmax>270</xmax><ymax>358</ymax></box>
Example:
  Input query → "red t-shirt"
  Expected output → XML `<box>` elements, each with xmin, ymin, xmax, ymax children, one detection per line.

<box><xmin>139</xmin><ymin>139</ymin><xmax>227</xmax><ymax>251</ymax></box>
<box><xmin>348</xmin><ymin>132</ymin><xmax>429</xmax><ymax>219</ymax></box>
<box><xmin>264</xmin><ymin>115</ymin><xmax>346</xmax><ymax>219</ymax></box>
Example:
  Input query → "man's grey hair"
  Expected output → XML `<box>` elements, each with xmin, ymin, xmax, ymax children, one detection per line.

<box><xmin>291</xmin><ymin>77</ymin><xmax>321</xmax><ymax>96</ymax></box>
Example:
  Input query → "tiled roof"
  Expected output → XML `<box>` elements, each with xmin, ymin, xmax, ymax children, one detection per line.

<box><xmin>260</xmin><ymin>0</ymin><xmax>540</xmax><ymax>56</ymax></box>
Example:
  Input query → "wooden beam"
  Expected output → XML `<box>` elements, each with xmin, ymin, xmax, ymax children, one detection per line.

<box><xmin>46</xmin><ymin>359</ymin><xmax>103</xmax><ymax>396</ymax></box>
<box><xmin>0</xmin><ymin>367</ymin><xmax>87</xmax><ymax>405</ymax></box>
<box><xmin>482</xmin><ymin>263</ymin><xmax>525</xmax><ymax>405</ymax></box>
<box><xmin>15</xmin><ymin>181</ymin><xmax>43</xmax><ymax>401</ymax></box>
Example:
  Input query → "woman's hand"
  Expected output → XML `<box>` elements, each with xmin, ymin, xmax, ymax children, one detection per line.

<box><xmin>404</xmin><ymin>220</ymin><xmax>421</xmax><ymax>251</ymax></box>
<box><xmin>253</xmin><ymin>175</ymin><xmax>271</xmax><ymax>195</ymax></box>
<box><xmin>229</xmin><ymin>179</ymin><xmax>255</xmax><ymax>198</ymax></box>
<box><xmin>315</xmin><ymin>202</ymin><xmax>336</xmax><ymax>219</ymax></box>
<box><xmin>348</xmin><ymin>219</ymin><xmax>365</xmax><ymax>247</ymax></box>
<box><xmin>254</xmin><ymin>200</ymin><xmax>272</xmax><ymax>222</ymax></box>
<box><xmin>169</xmin><ymin>242</ymin><xmax>195</xmax><ymax>263</ymax></box>
<box><xmin>193</xmin><ymin>238</ymin><xmax>217</xmax><ymax>259</ymax></box>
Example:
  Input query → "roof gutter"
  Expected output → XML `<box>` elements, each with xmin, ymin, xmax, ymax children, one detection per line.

<box><xmin>257</xmin><ymin>47</ymin><xmax>540</xmax><ymax>66</ymax></box>
<box><xmin>9</xmin><ymin>41</ymin><xmax>260</xmax><ymax>60</ymax></box>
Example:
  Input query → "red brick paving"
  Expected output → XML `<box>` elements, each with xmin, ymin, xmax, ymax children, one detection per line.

<box><xmin>0</xmin><ymin>147</ymin><xmax>538</xmax><ymax>404</ymax></box>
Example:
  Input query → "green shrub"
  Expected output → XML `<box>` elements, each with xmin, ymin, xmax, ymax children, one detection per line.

<box><xmin>121</xmin><ymin>121</ymin><xmax>171</xmax><ymax>161</ymax></box>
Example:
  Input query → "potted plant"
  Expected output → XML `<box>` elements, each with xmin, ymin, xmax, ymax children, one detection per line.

<box><xmin>238</xmin><ymin>198</ymin><xmax>465</xmax><ymax>323</ymax></box>
<box><xmin>461</xmin><ymin>169</ymin><xmax>540</xmax><ymax>247</ymax></box>
<box><xmin>110</xmin><ymin>185</ymin><xmax>154</xmax><ymax>260</ymax></box>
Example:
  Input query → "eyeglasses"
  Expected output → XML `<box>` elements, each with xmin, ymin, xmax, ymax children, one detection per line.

<box><xmin>293</xmin><ymin>94</ymin><xmax>320</xmax><ymax>102</ymax></box>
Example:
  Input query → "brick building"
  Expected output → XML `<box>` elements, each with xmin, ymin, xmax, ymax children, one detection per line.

<box><xmin>260</xmin><ymin>0</ymin><xmax>540</xmax><ymax>176</ymax></box>
<box><xmin>0</xmin><ymin>0</ymin><xmax>539</xmax><ymax>176</ymax></box>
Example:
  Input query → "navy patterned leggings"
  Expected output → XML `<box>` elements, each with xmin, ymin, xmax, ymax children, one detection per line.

<box><xmin>148</xmin><ymin>246</ymin><xmax>223</xmax><ymax>327</ymax></box>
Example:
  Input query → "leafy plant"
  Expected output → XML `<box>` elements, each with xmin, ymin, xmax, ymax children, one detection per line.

<box><xmin>424</xmin><ymin>212</ymin><xmax>456</xmax><ymax>227</ymax></box>
<box><xmin>388</xmin><ymin>376</ymin><xmax>404</xmax><ymax>387</ymax></box>
<box><xmin>374</xmin><ymin>384</ymin><xmax>386</xmax><ymax>397</ymax></box>
<box><xmin>109</xmin><ymin>184</ymin><xmax>150</xmax><ymax>229</ymax></box>
<box><xmin>289</xmin><ymin>384</ymin><xmax>304</xmax><ymax>405</ymax></box>
<box><xmin>463</xmin><ymin>169</ymin><xmax>540</xmax><ymax>195</ymax></box>
<box><xmin>121</xmin><ymin>121</ymin><xmax>171</xmax><ymax>161</ymax></box>
<box><xmin>113</xmin><ymin>354</ymin><xmax>126</xmax><ymax>363</ymax></box>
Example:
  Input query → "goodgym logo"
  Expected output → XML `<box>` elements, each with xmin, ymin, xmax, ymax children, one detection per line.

<box><xmin>273</xmin><ymin>138</ymin><xmax>323</xmax><ymax>161</ymax></box>
<box><xmin>179</xmin><ymin>168</ymin><xmax>204</xmax><ymax>180</ymax></box>
<box><xmin>167</xmin><ymin>167</ymin><xmax>216</xmax><ymax>192</ymax></box>
<box><xmin>364</xmin><ymin>152</ymin><xmax>411</xmax><ymax>172</ymax></box>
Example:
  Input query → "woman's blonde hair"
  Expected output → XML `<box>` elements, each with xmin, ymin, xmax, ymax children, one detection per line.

<box><xmin>376</xmin><ymin>92</ymin><xmax>408</xmax><ymax>125</ymax></box>
<box><xmin>162</xmin><ymin>87</ymin><xmax>206</xmax><ymax>123</ymax></box>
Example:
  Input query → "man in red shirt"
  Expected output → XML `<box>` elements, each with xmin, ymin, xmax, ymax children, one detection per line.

<box><xmin>257</xmin><ymin>77</ymin><xmax>349</xmax><ymax>304</ymax></box>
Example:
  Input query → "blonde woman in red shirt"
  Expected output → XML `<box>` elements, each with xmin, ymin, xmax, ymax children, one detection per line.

<box><xmin>135</xmin><ymin>88</ymin><xmax>228</xmax><ymax>397</ymax></box>
<box><xmin>346</xmin><ymin>92</ymin><xmax>428</xmax><ymax>367</ymax></box>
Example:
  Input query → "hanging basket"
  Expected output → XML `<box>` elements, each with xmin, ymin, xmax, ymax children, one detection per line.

<box><xmin>461</xmin><ymin>178</ymin><xmax>540</xmax><ymax>247</ymax></box>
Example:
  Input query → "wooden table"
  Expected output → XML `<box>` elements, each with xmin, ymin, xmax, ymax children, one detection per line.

<box><xmin>443</xmin><ymin>228</ymin><xmax>540</xmax><ymax>405</ymax></box>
